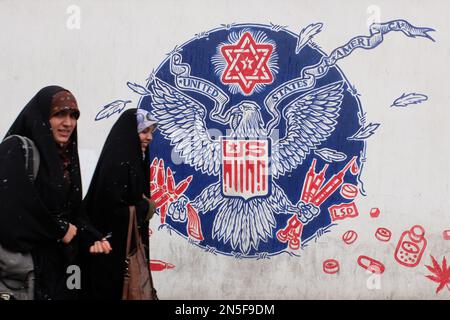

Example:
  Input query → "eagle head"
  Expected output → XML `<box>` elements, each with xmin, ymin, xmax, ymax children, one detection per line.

<box><xmin>228</xmin><ymin>101</ymin><xmax>266</xmax><ymax>138</ymax></box>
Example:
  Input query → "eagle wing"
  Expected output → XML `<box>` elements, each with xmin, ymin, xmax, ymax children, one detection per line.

<box><xmin>271</xmin><ymin>81</ymin><xmax>344</xmax><ymax>178</ymax></box>
<box><xmin>150</xmin><ymin>78</ymin><xmax>221</xmax><ymax>176</ymax></box>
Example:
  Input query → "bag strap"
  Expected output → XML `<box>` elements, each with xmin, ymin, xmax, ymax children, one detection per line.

<box><xmin>132</xmin><ymin>207</ymin><xmax>142</xmax><ymax>248</ymax></box>
<box><xmin>125</xmin><ymin>207</ymin><xmax>135</xmax><ymax>257</ymax></box>
<box><xmin>23</xmin><ymin>136</ymin><xmax>40</xmax><ymax>180</ymax></box>
<box><xmin>125</xmin><ymin>206</ymin><xmax>144</xmax><ymax>255</ymax></box>
<box><xmin>3</xmin><ymin>135</ymin><xmax>40</xmax><ymax>180</ymax></box>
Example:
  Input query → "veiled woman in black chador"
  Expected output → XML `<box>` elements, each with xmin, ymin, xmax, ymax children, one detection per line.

<box><xmin>0</xmin><ymin>86</ymin><xmax>111</xmax><ymax>300</ymax></box>
<box><xmin>82</xmin><ymin>108</ymin><xmax>157</xmax><ymax>300</ymax></box>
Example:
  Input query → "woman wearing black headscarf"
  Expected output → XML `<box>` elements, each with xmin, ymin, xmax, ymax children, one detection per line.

<box><xmin>0</xmin><ymin>86</ymin><xmax>111</xmax><ymax>300</ymax></box>
<box><xmin>82</xmin><ymin>108</ymin><xmax>157</xmax><ymax>300</ymax></box>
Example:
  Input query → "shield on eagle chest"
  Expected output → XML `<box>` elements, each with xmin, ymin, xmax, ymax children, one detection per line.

<box><xmin>221</xmin><ymin>138</ymin><xmax>270</xmax><ymax>200</ymax></box>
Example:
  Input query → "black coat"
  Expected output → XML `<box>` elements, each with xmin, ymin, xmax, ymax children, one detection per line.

<box><xmin>82</xmin><ymin>108</ymin><xmax>150</xmax><ymax>300</ymax></box>
<box><xmin>0</xmin><ymin>86</ymin><xmax>101</xmax><ymax>300</ymax></box>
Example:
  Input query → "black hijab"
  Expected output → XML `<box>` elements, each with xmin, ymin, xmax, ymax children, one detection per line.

<box><xmin>0</xmin><ymin>86</ymin><xmax>82</xmax><ymax>252</ymax></box>
<box><xmin>82</xmin><ymin>108</ymin><xmax>151</xmax><ymax>300</ymax></box>
<box><xmin>84</xmin><ymin>108</ymin><xmax>150</xmax><ymax>233</ymax></box>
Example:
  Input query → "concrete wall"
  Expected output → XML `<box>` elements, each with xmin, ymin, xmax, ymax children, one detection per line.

<box><xmin>1</xmin><ymin>0</ymin><xmax>449</xmax><ymax>299</ymax></box>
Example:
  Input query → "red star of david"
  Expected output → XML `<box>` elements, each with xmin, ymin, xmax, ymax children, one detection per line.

<box><xmin>220</xmin><ymin>32</ymin><xmax>274</xmax><ymax>94</ymax></box>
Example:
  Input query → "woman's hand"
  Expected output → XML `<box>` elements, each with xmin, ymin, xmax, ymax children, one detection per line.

<box><xmin>61</xmin><ymin>223</ymin><xmax>77</xmax><ymax>244</ymax></box>
<box><xmin>89</xmin><ymin>239</ymin><xmax>112</xmax><ymax>254</ymax></box>
<box><xmin>143</xmin><ymin>194</ymin><xmax>157</xmax><ymax>221</ymax></box>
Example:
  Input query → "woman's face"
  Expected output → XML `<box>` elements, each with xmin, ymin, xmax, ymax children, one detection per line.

<box><xmin>139</xmin><ymin>124</ymin><xmax>156</xmax><ymax>152</ymax></box>
<box><xmin>49</xmin><ymin>110</ymin><xmax>78</xmax><ymax>145</ymax></box>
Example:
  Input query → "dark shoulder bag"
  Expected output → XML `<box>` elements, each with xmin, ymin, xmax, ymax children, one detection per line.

<box><xmin>122</xmin><ymin>206</ymin><xmax>158</xmax><ymax>300</ymax></box>
<box><xmin>0</xmin><ymin>135</ymin><xmax>39</xmax><ymax>300</ymax></box>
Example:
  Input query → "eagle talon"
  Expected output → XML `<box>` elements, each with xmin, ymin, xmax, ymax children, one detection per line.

<box><xmin>296</xmin><ymin>201</ymin><xmax>320</xmax><ymax>224</ymax></box>
<box><xmin>168</xmin><ymin>195</ymin><xmax>188</xmax><ymax>222</ymax></box>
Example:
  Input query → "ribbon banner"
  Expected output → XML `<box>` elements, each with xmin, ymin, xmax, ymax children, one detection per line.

<box><xmin>170</xmin><ymin>53</ymin><xmax>230</xmax><ymax>123</ymax></box>
<box><xmin>264</xmin><ymin>19</ymin><xmax>435</xmax><ymax>134</ymax></box>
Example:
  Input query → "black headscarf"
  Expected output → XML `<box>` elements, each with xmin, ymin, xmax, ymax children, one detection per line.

<box><xmin>0</xmin><ymin>86</ymin><xmax>97</xmax><ymax>299</ymax></box>
<box><xmin>82</xmin><ymin>108</ymin><xmax>150</xmax><ymax>299</ymax></box>
<box><xmin>0</xmin><ymin>86</ymin><xmax>82</xmax><ymax>252</ymax></box>
<box><xmin>85</xmin><ymin>108</ymin><xmax>150</xmax><ymax>230</ymax></box>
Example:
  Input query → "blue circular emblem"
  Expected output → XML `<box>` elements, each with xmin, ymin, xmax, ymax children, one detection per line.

<box><xmin>139</xmin><ymin>23</ymin><xmax>365</xmax><ymax>258</ymax></box>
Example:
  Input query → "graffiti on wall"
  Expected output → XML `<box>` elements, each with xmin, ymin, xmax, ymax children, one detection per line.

<box><xmin>97</xmin><ymin>21</ymin><xmax>445</xmax><ymax>288</ymax></box>
<box><xmin>137</xmin><ymin>20</ymin><xmax>435</xmax><ymax>259</ymax></box>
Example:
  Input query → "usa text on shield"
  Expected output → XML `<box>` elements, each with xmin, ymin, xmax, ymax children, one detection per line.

<box><xmin>221</xmin><ymin>138</ymin><xmax>269</xmax><ymax>200</ymax></box>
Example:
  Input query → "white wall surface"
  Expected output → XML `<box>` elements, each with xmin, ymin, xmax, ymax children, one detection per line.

<box><xmin>0</xmin><ymin>0</ymin><xmax>449</xmax><ymax>299</ymax></box>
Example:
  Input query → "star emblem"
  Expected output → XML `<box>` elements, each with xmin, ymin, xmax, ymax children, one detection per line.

<box><xmin>220</xmin><ymin>32</ymin><xmax>274</xmax><ymax>94</ymax></box>
<box><xmin>229</xmin><ymin>143</ymin><xmax>238</xmax><ymax>152</ymax></box>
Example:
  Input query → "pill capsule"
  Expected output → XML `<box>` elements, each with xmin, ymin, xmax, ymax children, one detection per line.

<box><xmin>357</xmin><ymin>255</ymin><xmax>385</xmax><ymax>274</ymax></box>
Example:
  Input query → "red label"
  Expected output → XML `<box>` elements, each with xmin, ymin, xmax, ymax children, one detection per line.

<box><xmin>328</xmin><ymin>202</ymin><xmax>359</xmax><ymax>221</ymax></box>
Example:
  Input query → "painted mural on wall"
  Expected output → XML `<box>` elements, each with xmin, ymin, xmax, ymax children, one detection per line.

<box><xmin>145</xmin><ymin>25</ymin><xmax>365</xmax><ymax>258</ymax></box>
<box><xmin>97</xmin><ymin>20</ymin><xmax>448</xmax><ymax>292</ymax></box>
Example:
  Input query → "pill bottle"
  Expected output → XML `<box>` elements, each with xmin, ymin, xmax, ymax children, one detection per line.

<box><xmin>394</xmin><ymin>225</ymin><xmax>427</xmax><ymax>267</ymax></box>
